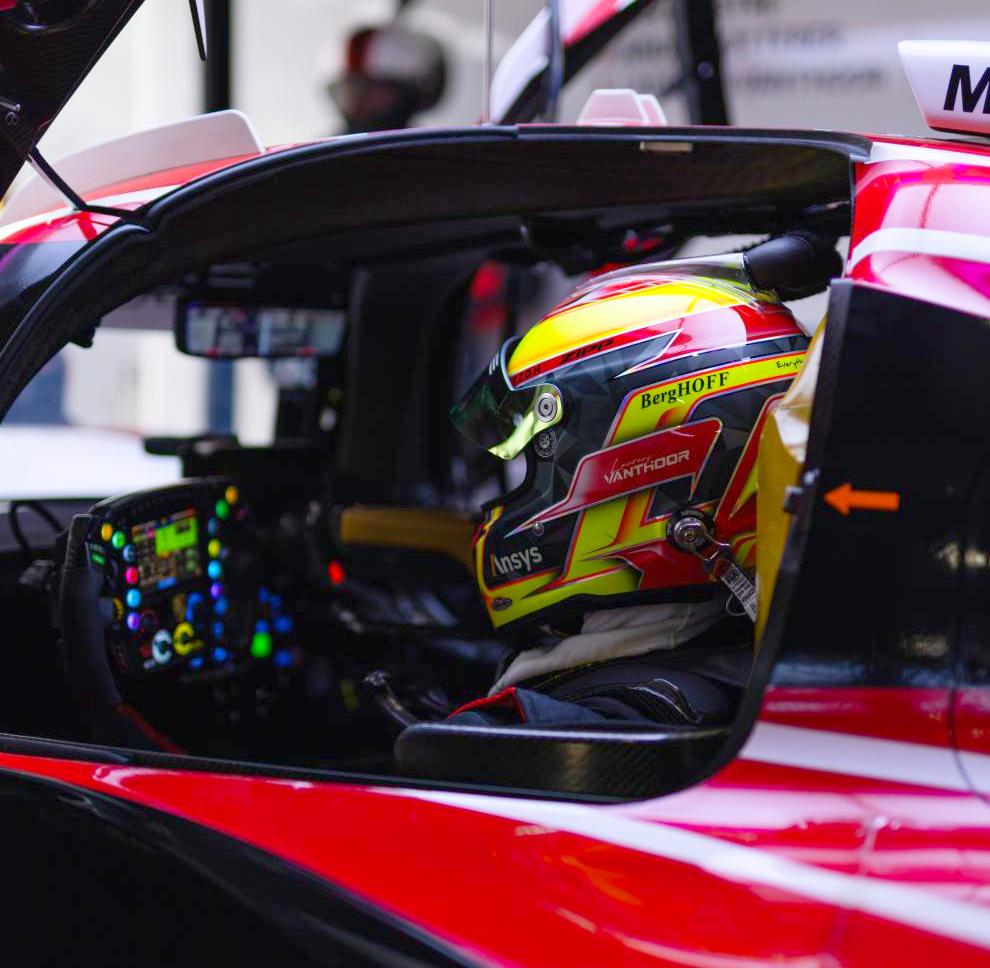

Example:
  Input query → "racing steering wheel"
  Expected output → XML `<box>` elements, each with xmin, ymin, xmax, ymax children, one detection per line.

<box><xmin>55</xmin><ymin>478</ymin><xmax>291</xmax><ymax>750</ymax></box>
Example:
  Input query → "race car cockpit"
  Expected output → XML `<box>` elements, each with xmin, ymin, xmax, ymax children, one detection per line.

<box><xmin>0</xmin><ymin>126</ymin><xmax>863</xmax><ymax>798</ymax></box>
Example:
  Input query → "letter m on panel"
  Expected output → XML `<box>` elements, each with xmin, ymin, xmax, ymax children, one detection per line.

<box><xmin>944</xmin><ymin>64</ymin><xmax>990</xmax><ymax>113</ymax></box>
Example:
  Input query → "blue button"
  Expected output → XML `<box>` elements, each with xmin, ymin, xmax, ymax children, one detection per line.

<box><xmin>258</xmin><ymin>586</ymin><xmax>270</xmax><ymax>604</ymax></box>
<box><xmin>122</xmin><ymin>544</ymin><xmax>137</xmax><ymax>563</ymax></box>
<box><xmin>207</xmin><ymin>560</ymin><xmax>223</xmax><ymax>580</ymax></box>
<box><xmin>270</xmin><ymin>594</ymin><xmax>283</xmax><ymax>610</ymax></box>
<box><xmin>186</xmin><ymin>592</ymin><xmax>204</xmax><ymax>622</ymax></box>
<box><xmin>212</xmin><ymin>646</ymin><xmax>229</xmax><ymax>663</ymax></box>
<box><xmin>274</xmin><ymin>649</ymin><xmax>294</xmax><ymax>669</ymax></box>
<box><xmin>274</xmin><ymin>615</ymin><xmax>293</xmax><ymax>634</ymax></box>
<box><xmin>212</xmin><ymin>621</ymin><xmax>224</xmax><ymax>640</ymax></box>
<box><xmin>255</xmin><ymin>619</ymin><xmax>270</xmax><ymax>634</ymax></box>
<box><xmin>214</xmin><ymin>597</ymin><xmax>228</xmax><ymax>616</ymax></box>
<box><xmin>125</xmin><ymin>589</ymin><xmax>141</xmax><ymax>608</ymax></box>
<box><xmin>207</xmin><ymin>517</ymin><xmax>221</xmax><ymax>536</ymax></box>
<box><xmin>190</xmin><ymin>656</ymin><xmax>204</xmax><ymax>670</ymax></box>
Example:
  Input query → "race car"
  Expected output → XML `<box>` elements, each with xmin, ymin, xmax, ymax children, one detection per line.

<box><xmin>0</xmin><ymin>1</ymin><xmax>989</xmax><ymax>965</ymax></box>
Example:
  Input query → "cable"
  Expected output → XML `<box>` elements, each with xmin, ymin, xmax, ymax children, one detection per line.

<box><xmin>9</xmin><ymin>500</ymin><xmax>63</xmax><ymax>564</ymax></box>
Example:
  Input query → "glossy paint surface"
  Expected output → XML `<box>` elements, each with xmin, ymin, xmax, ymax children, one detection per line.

<box><xmin>2</xmin><ymin>699</ymin><xmax>989</xmax><ymax>967</ymax></box>
<box><xmin>849</xmin><ymin>139</ymin><xmax>990</xmax><ymax>318</ymax></box>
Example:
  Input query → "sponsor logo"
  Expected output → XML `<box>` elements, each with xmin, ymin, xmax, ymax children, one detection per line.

<box><xmin>944</xmin><ymin>64</ymin><xmax>990</xmax><ymax>114</ymax></box>
<box><xmin>491</xmin><ymin>545</ymin><xmax>544</xmax><ymax>577</ymax></box>
<box><xmin>639</xmin><ymin>371</ymin><xmax>729</xmax><ymax>410</ymax></box>
<box><xmin>510</xmin><ymin>417</ymin><xmax>723</xmax><ymax>536</ymax></box>
<box><xmin>491</xmin><ymin>597</ymin><xmax>513</xmax><ymax>611</ymax></box>
<box><xmin>513</xmin><ymin>336</ymin><xmax>617</xmax><ymax>385</ymax></box>
<box><xmin>604</xmin><ymin>449</ymin><xmax>691</xmax><ymax>486</ymax></box>
<box><xmin>775</xmin><ymin>357</ymin><xmax>802</xmax><ymax>370</ymax></box>
<box><xmin>560</xmin><ymin>336</ymin><xmax>615</xmax><ymax>366</ymax></box>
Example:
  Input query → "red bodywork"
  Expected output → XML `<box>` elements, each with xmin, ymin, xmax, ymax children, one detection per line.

<box><xmin>3</xmin><ymin>133</ymin><xmax>990</xmax><ymax>966</ymax></box>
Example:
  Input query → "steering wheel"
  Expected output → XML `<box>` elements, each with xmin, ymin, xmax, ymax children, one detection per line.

<box><xmin>55</xmin><ymin>478</ymin><xmax>290</xmax><ymax>750</ymax></box>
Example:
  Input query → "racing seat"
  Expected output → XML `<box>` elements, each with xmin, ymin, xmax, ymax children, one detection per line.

<box><xmin>394</xmin><ymin>720</ymin><xmax>728</xmax><ymax>798</ymax></box>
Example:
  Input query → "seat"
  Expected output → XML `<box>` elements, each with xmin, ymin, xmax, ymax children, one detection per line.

<box><xmin>394</xmin><ymin>720</ymin><xmax>729</xmax><ymax>798</ymax></box>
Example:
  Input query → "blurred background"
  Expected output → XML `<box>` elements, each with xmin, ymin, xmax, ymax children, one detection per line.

<box><xmin>1</xmin><ymin>0</ymin><xmax>989</xmax><ymax>496</ymax></box>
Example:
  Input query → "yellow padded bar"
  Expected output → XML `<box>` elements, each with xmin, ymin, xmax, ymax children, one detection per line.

<box><xmin>755</xmin><ymin>316</ymin><xmax>826</xmax><ymax>645</ymax></box>
<box><xmin>337</xmin><ymin>506</ymin><xmax>476</xmax><ymax>573</ymax></box>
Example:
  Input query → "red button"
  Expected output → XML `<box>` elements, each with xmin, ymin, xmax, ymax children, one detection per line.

<box><xmin>125</xmin><ymin>567</ymin><xmax>139</xmax><ymax>585</ymax></box>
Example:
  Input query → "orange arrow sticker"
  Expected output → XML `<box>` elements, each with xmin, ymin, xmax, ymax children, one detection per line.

<box><xmin>825</xmin><ymin>482</ymin><xmax>901</xmax><ymax>516</ymax></box>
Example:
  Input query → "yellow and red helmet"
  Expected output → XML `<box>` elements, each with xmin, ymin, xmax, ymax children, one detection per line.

<box><xmin>452</xmin><ymin>255</ymin><xmax>808</xmax><ymax>632</ymax></box>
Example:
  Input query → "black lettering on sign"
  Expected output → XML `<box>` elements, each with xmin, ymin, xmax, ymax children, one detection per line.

<box><xmin>944</xmin><ymin>64</ymin><xmax>990</xmax><ymax>114</ymax></box>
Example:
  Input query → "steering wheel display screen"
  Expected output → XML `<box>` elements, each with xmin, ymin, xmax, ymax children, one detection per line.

<box><xmin>132</xmin><ymin>508</ymin><xmax>202</xmax><ymax>592</ymax></box>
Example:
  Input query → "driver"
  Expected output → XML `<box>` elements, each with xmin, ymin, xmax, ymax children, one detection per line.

<box><xmin>446</xmin><ymin>255</ymin><xmax>809</xmax><ymax>727</ymax></box>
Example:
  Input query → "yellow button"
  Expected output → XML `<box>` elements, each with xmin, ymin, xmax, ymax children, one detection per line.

<box><xmin>208</xmin><ymin>539</ymin><xmax>221</xmax><ymax>558</ymax></box>
<box><xmin>224</xmin><ymin>485</ymin><xmax>239</xmax><ymax>505</ymax></box>
<box><xmin>100</xmin><ymin>523</ymin><xmax>114</xmax><ymax>542</ymax></box>
<box><xmin>173</xmin><ymin>622</ymin><xmax>196</xmax><ymax>656</ymax></box>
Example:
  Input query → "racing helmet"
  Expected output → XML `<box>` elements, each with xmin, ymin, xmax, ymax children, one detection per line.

<box><xmin>452</xmin><ymin>255</ymin><xmax>809</xmax><ymax>633</ymax></box>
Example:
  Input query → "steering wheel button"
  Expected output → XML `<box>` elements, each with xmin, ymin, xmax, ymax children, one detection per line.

<box><xmin>151</xmin><ymin>629</ymin><xmax>172</xmax><ymax>665</ymax></box>
<box><xmin>173</xmin><ymin>621</ymin><xmax>198</xmax><ymax>656</ymax></box>
<box><xmin>122</xmin><ymin>544</ymin><xmax>137</xmax><ymax>562</ymax></box>
<box><xmin>190</xmin><ymin>656</ymin><xmax>204</xmax><ymax>671</ymax></box>
<box><xmin>125</xmin><ymin>589</ymin><xmax>141</xmax><ymax>608</ymax></box>
<box><xmin>125</xmin><ymin>612</ymin><xmax>141</xmax><ymax>632</ymax></box>
<box><xmin>212</xmin><ymin>646</ymin><xmax>230</xmax><ymax>663</ymax></box>
<box><xmin>250</xmin><ymin>630</ymin><xmax>273</xmax><ymax>659</ymax></box>
<box><xmin>207</xmin><ymin>560</ymin><xmax>223</xmax><ymax>580</ymax></box>
<box><xmin>214</xmin><ymin>597</ymin><xmax>228</xmax><ymax>616</ymax></box>
<box><xmin>100</xmin><ymin>522</ymin><xmax>114</xmax><ymax>542</ymax></box>
<box><xmin>224</xmin><ymin>485</ymin><xmax>239</xmax><ymax>505</ymax></box>
<box><xmin>186</xmin><ymin>591</ymin><xmax>205</xmax><ymax>622</ymax></box>
<box><xmin>215</xmin><ymin>499</ymin><xmax>230</xmax><ymax>520</ymax></box>
<box><xmin>111</xmin><ymin>530</ymin><xmax>126</xmax><ymax>549</ymax></box>
<box><xmin>212</xmin><ymin>621</ymin><xmax>224</xmax><ymax>640</ymax></box>
<box><xmin>124</xmin><ymin>566</ymin><xmax>139</xmax><ymax>585</ymax></box>
<box><xmin>207</xmin><ymin>539</ymin><xmax>222</xmax><ymax>558</ymax></box>
<box><xmin>207</xmin><ymin>517</ymin><xmax>220</xmax><ymax>536</ymax></box>
<box><xmin>210</xmin><ymin>582</ymin><xmax>224</xmax><ymax>600</ymax></box>
<box><xmin>139</xmin><ymin>609</ymin><xmax>156</xmax><ymax>632</ymax></box>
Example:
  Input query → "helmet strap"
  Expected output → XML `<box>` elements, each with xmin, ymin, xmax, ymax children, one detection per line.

<box><xmin>668</xmin><ymin>513</ymin><xmax>757</xmax><ymax>622</ymax></box>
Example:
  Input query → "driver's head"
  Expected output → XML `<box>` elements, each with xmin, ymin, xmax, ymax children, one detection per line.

<box><xmin>452</xmin><ymin>257</ymin><xmax>809</xmax><ymax>634</ymax></box>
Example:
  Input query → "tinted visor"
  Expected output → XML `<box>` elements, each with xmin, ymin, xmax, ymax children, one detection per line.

<box><xmin>451</xmin><ymin>339</ymin><xmax>561</xmax><ymax>460</ymax></box>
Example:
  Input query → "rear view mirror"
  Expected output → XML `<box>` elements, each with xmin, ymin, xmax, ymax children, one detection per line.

<box><xmin>176</xmin><ymin>301</ymin><xmax>346</xmax><ymax>359</ymax></box>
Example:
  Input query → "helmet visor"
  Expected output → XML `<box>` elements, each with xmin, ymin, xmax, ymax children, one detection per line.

<box><xmin>451</xmin><ymin>339</ymin><xmax>562</xmax><ymax>461</ymax></box>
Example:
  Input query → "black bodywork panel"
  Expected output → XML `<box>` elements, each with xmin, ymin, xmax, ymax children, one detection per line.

<box><xmin>0</xmin><ymin>764</ymin><xmax>476</xmax><ymax>967</ymax></box>
<box><xmin>0</xmin><ymin>1</ymin><xmax>147</xmax><ymax>197</ymax></box>
<box><xmin>762</xmin><ymin>281</ymin><xmax>990</xmax><ymax>690</ymax></box>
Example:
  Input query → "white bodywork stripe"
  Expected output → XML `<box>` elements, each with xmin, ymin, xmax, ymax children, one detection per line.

<box><xmin>848</xmin><ymin>227</ymin><xmax>990</xmax><ymax>271</ymax></box>
<box><xmin>869</xmin><ymin>141</ymin><xmax>990</xmax><ymax>170</ymax></box>
<box><xmin>394</xmin><ymin>785</ymin><xmax>990</xmax><ymax>951</ymax></box>
<box><xmin>741</xmin><ymin>722</ymin><xmax>975</xmax><ymax>792</ymax></box>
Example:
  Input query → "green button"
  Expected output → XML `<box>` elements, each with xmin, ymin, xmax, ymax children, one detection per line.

<box><xmin>215</xmin><ymin>499</ymin><xmax>230</xmax><ymax>520</ymax></box>
<box><xmin>250</xmin><ymin>630</ymin><xmax>273</xmax><ymax>659</ymax></box>
<box><xmin>111</xmin><ymin>531</ymin><xmax>126</xmax><ymax>549</ymax></box>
